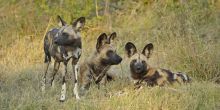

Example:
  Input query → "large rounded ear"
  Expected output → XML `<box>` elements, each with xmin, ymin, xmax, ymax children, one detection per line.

<box><xmin>108</xmin><ymin>32</ymin><xmax>117</xmax><ymax>44</ymax></box>
<box><xmin>72</xmin><ymin>17</ymin><xmax>85</xmax><ymax>31</ymax></box>
<box><xmin>125</xmin><ymin>42</ymin><xmax>137</xmax><ymax>57</ymax></box>
<box><xmin>142</xmin><ymin>43</ymin><xmax>154</xmax><ymax>58</ymax></box>
<box><xmin>96</xmin><ymin>33</ymin><xmax>108</xmax><ymax>52</ymax></box>
<box><xmin>57</xmin><ymin>15</ymin><xmax>67</xmax><ymax>27</ymax></box>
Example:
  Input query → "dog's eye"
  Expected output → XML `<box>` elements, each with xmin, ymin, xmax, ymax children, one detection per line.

<box><xmin>106</xmin><ymin>50</ymin><xmax>114</xmax><ymax>56</ymax></box>
<box><xmin>62</xmin><ymin>33</ymin><xmax>69</xmax><ymax>36</ymax></box>
<box><xmin>142</xmin><ymin>61</ymin><xmax>146</xmax><ymax>64</ymax></box>
<box><xmin>132</xmin><ymin>59</ymin><xmax>137</xmax><ymax>63</ymax></box>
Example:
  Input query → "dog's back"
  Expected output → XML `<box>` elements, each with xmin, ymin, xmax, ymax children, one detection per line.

<box><xmin>140</xmin><ymin>68</ymin><xmax>191</xmax><ymax>86</ymax></box>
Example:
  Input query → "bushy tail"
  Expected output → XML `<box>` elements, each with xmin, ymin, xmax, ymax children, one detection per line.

<box><xmin>44</xmin><ymin>35</ymin><xmax>51</xmax><ymax>63</ymax></box>
<box><xmin>176</xmin><ymin>72</ymin><xmax>191</xmax><ymax>83</ymax></box>
<box><xmin>44</xmin><ymin>53</ymin><xmax>51</xmax><ymax>63</ymax></box>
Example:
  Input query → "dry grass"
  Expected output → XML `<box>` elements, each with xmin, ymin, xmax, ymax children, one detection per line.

<box><xmin>0</xmin><ymin>66</ymin><xmax>220</xmax><ymax>110</ymax></box>
<box><xmin>0</xmin><ymin>0</ymin><xmax>220</xmax><ymax>109</ymax></box>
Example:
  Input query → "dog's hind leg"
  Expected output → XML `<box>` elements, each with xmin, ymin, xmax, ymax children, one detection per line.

<box><xmin>50</xmin><ymin>61</ymin><xmax>60</xmax><ymax>88</ymax></box>
<box><xmin>60</xmin><ymin>62</ymin><xmax>68</xmax><ymax>102</ymax></box>
<box><xmin>42</xmin><ymin>35</ymin><xmax>51</xmax><ymax>92</ymax></box>
<box><xmin>41</xmin><ymin>62</ymin><xmax>50</xmax><ymax>92</ymax></box>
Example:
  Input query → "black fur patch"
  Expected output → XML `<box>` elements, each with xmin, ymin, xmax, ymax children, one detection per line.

<box><xmin>100</xmin><ymin>58</ymin><xmax>112</xmax><ymax>66</ymax></box>
<box><xmin>130</xmin><ymin>60</ymin><xmax>138</xmax><ymax>73</ymax></box>
<box><xmin>145</xmin><ymin>71</ymin><xmax>160</xmax><ymax>86</ymax></box>
<box><xmin>162</xmin><ymin>69</ymin><xmax>175</xmax><ymax>82</ymax></box>
<box><xmin>106</xmin><ymin>74</ymin><xmax>114</xmax><ymax>81</ymax></box>
<box><xmin>96</xmin><ymin>33</ymin><xmax>108</xmax><ymax>52</ymax></box>
<box><xmin>125</xmin><ymin>42</ymin><xmax>137</xmax><ymax>57</ymax></box>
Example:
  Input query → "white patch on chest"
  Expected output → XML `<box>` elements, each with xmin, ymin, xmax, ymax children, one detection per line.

<box><xmin>64</xmin><ymin>48</ymin><xmax>81</xmax><ymax>59</ymax></box>
<box><xmin>73</xmin><ymin>48</ymin><xmax>82</xmax><ymax>59</ymax></box>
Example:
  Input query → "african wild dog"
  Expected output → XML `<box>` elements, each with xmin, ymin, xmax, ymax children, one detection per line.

<box><xmin>76</xmin><ymin>32</ymin><xmax>122</xmax><ymax>98</ymax></box>
<box><xmin>125</xmin><ymin>42</ymin><xmax>191</xmax><ymax>88</ymax></box>
<box><xmin>42</xmin><ymin>15</ymin><xmax>85</xmax><ymax>101</ymax></box>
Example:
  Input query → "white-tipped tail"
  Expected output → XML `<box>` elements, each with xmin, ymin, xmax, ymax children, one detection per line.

<box><xmin>177</xmin><ymin>72</ymin><xmax>191</xmax><ymax>82</ymax></box>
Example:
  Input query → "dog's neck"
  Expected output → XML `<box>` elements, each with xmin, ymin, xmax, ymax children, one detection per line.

<box><xmin>88</xmin><ymin>55</ymin><xmax>111</xmax><ymax>77</ymax></box>
<box><xmin>89</xmin><ymin>62</ymin><xmax>110</xmax><ymax>73</ymax></box>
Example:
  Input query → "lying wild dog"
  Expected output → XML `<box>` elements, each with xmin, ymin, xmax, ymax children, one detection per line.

<box><xmin>125</xmin><ymin>42</ymin><xmax>191</xmax><ymax>88</ymax></box>
<box><xmin>42</xmin><ymin>15</ymin><xmax>85</xmax><ymax>101</ymax></box>
<box><xmin>76</xmin><ymin>32</ymin><xmax>122</xmax><ymax>98</ymax></box>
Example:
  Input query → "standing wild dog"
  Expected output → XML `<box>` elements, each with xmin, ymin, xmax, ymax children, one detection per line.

<box><xmin>125</xmin><ymin>42</ymin><xmax>191</xmax><ymax>88</ymax></box>
<box><xmin>42</xmin><ymin>15</ymin><xmax>85</xmax><ymax>101</ymax></box>
<box><xmin>76</xmin><ymin>32</ymin><xmax>122</xmax><ymax>98</ymax></box>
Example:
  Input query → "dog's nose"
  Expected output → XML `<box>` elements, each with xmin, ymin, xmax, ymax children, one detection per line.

<box><xmin>118</xmin><ymin>57</ymin><xmax>122</xmax><ymax>63</ymax></box>
<box><xmin>137</xmin><ymin>66</ymin><xmax>141</xmax><ymax>70</ymax></box>
<box><xmin>136</xmin><ymin>66</ymin><xmax>142</xmax><ymax>71</ymax></box>
<box><xmin>54</xmin><ymin>39</ymin><xmax>58</xmax><ymax>44</ymax></box>
<box><xmin>135</xmin><ymin>63</ymin><xmax>143</xmax><ymax>72</ymax></box>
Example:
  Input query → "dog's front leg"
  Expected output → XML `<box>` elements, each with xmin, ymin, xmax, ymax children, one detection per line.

<box><xmin>60</xmin><ymin>62</ymin><xmax>67</xmax><ymax>102</ymax></box>
<box><xmin>50</xmin><ymin>61</ymin><xmax>60</xmax><ymax>88</ymax></box>
<box><xmin>72</xmin><ymin>60</ymin><xmax>80</xmax><ymax>100</ymax></box>
<box><xmin>134</xmin><ymin>80</ymin><xmax>144</xmax><ymax>90</ymax></box>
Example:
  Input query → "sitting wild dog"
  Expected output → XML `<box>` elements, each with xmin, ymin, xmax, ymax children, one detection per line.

<box><xmin>125</xmin><ymin>42</ymin><xmax>191</xmax><ymax>88</ymax></box>
<box><xmin>42</xmin><ymin>15</ymin><xmax>85</xmax><ymax>101</ymax></box>
<box><xmin>76</xmin><ymin>32</ymin><xmax>122</xmax><ymax>98</ymax></box>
